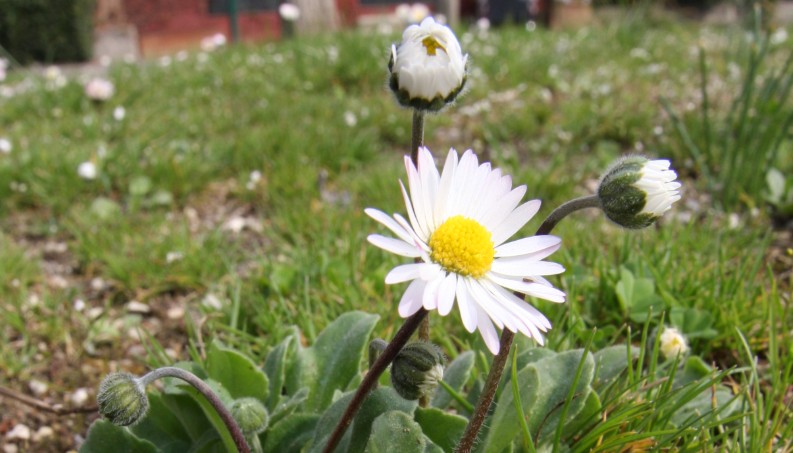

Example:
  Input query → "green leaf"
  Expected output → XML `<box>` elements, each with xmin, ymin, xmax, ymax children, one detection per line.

<box><xmin>206</xmin><ymin>340</ymin><xmax>269</xmax><ymax>402</ymax></box>
<box><xmin>365</xmin><ymin>411</ymin><xmax>426</xmax><ymax>453</ymax></box>
<box><xmin>80</xmin><ymin>420</ymin><xmax>158</xmax><ymax>453</ymax></box>
<box><xmin>263</xmin><ymin>413</ymin><xmax>320</xmax><ymax>453</ymax></box>
<box><xmin>669</xmin><ymin>308</ymin><xmax>718</xmax><ymax>340</ymax></box>
<box><xmin>264</xmin><ymin>330</ymin><xmax>297</xmax><ymax>410</ymax></box>
<box><xmin>171</xmin><ymin>379</ymin><xmax>237</xmax><ymax>453</ymax></box>
<box><xmin>482</xmin><ymin>364</ymin><xmax>540</xmax><ymax>453</ymax></box>
<box><xmin>483</xmin><ymin>350</ymin><xmax>596</xmax><ymax>451</ymax></box>
<box><xmin>287</xmin><ymin>311</ymin><xmax>379</xmax><ymax>412</ymax></box>
<box><xmin>129</xmin><ymin>176</ymin><xmax>153</xmax><ymax>197</ymax></box>
<box><xmin>130</xmin><ymin>392</ymin><xmax>192</xmax><ymax>452</ymax></box>
<box><xmin>670</xmin><ymin>386</ymin><xmax>741</xmax><ymax>428</ymax></box>
<box><xmin>615</xmin><ymin>267</ymin><xmax>664</xmax><ymax>323</ymax></box>
<box><xmin>270</xmin><ymin>387</ymin><xmax>310</xmax><ymax>425</ymax></box>
<box><xmin>674</xmin><ymin>356</ymin><xmax>713</xmax><ymax>388</ymax></box>
<box><xmin>414</xmin><ymin>407</ymin><xmax>467</xmax><ymax>453</ymax></box>
<box><xmin>431</xmin><ymin>351</ymin><xmax>474</xmax><ymax>410</ymax></box>
<box><xmin>309</xmin><ymin>387</ymin><xmax>416</xmax><ymax>453</ymax></box>
<box><xmin>593</xmin><ymin>345</ymin><xmax>640</xmax><ymax>389</ymax></box>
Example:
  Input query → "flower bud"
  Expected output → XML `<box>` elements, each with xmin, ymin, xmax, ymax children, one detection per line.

<box><xmin>659</xmin><ymin>326</ymin><xmax>689</xmax><ymax>361</ymax></box>
<box><xmin>229</xmin><ymin>397</ymin><xmax>269</xmax><ymax>436</ymax></box>
<box><xmin>389</xmin><ymin>17</ymin><xmax>467</xmax><ymax>112</ymax></box>
<box><xmin>391</xmin><ymin>342</ymin><xmax>445</xmax><ymax>400</ymax></box>
<box><xmin>97</xmin><ymin>372</ymin><xmax>149</xmax><ymax>426</ymax></box>
<box><xmin>598</xmin><ymin>156</ymin><xmax>682</xmax><ymax>229</ymax></box>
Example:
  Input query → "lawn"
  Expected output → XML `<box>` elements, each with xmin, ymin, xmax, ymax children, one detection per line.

<box><xmin>0</xmin><ymin>8</ymin><xmax>791</xmax><ymax>452</ymax></box>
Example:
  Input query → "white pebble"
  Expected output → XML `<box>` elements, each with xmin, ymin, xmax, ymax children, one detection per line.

<box><xmin>5</xmin><ymin>424</ymin><xmax>31</xmax><ymax>441</ymax></box>
<box><xmin>70</xmin><ymin>388</ymin><xmax>90</xmax><ymax>406</ymax></box>
<box><xmin>28</xmin><ymin>379</ymin><xmax>48</xmax><ymax>396</ymax></box>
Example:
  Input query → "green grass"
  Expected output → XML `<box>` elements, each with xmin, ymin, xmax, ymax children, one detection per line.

<box><xmin>0</xmin><ymin>13</ymin><xmax>791</xmax><ymax>452</ymax></box>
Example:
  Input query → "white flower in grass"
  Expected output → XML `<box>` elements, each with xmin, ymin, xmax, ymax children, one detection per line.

<box><xmin>279</xmin><ymin>3</ymin><xmax>300</xmax><ymax>21</ymax></box>
<box><xmin>0</xmin><ymin>137</ymin><xmax>11</xmax><ymax>154</ymax></box>
<box><xmin>366</xmin><ymin>147</ymin><xmax>566</xmax><ymax>354</ymax></box>
<box><xmin>113</xmin><ymin>106</ymin><xmax>126</xmax><ymax>121</ymax></box>
<box><xmin>598</xmin><ymin>156</ymin><xmax>681</xmax><ymax>229</ymax></box>
<box><xmin>659</xmin><ymin>326</ymin><xmax>688</xmax><ymax>360</ymax></box>
<box><xmin>389</xmin><ymin>17</ymin><xmax>467</xmax><ymax>112</ymax></box>
<box><xmin>78</xmin><ymin>161</ymin><xmax>98</xmax><ymax>180</ymax></box>
<box><xmin>84</xmin><ymin>78</ymin><xmax>115</xmax><ymax>101</ymax></box>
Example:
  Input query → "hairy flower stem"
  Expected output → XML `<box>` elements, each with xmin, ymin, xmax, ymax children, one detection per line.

<box><xmin>324</xmin><ymin>309</ymin><xmax>428</xmax><ymax>453</ymax></box>
<box><xmin>455</xmin><ymin>194</ymin><xmax>602</xmax><ymax>453</ymax></box>
<box><xmin>411</xmin><ymin>109</ymin><xmax>431</xmax><ymax>409</ymax></box>
<box><xmin>455</xmin><ymin>330</ymin><xmax>515</xmax><ymax>453</ymax></box>
<box><xmin>535</xmin><ymin>195</ymin><xmax>600</xmax><ymax>236</ymax></box>
<box><xmin>141</xmin><ymin>367</ymin><xmax>250</xmax><ymax>453</ymax></box>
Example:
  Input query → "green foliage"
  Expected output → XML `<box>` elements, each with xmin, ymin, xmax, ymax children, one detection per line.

<box><xmin>663</xmin><ymin>30</ymin><xmax>793</xmax><ymax>209</ymax></box>
<box><xmin>79</xmin><ymin>309</ymin><xmax>774</xmax><ymax>453</ymax></box>
<box><xmin>0</xmin><ymin>0</ymin><xmax>95</xmax><ymax>64</ymax></box>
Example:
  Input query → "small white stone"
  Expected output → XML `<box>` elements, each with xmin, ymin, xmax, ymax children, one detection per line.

<box><xmin>77</xmin><ymin>161</ymin><xmax>98</xmax><ymax>180</ymax></box>
<box><xmin>70</xmin><ymin>388</ymin><xmax>90</xmax><ymax>406</ymax></box>
<box><xmin>28</xmin><ymin>379</ymin><xmax>49</xmax><ymax>396</ymax></box>
<box><xmin>73</xmin><ymin>299</ymin><xmax>86</xmax><ymax>312</ymax></box>
<box><xmin>90</xmin><ymin>277</ymin><xmax>106</xmax><ymax>291</ymax></box>
<box><xmin>5</xmin><ymin>424</ymin><xmax>31</xmax><ymax>441</ymax></box>
<box><xmin>32</xmin><ymin>427</ymin><xmax>54</xmax><ymax>442</ymax></box>
<box><xmin>3</xmin><ymin>444</ymin><xmax>19</xmax><ymax>453</ymax></box>
<box><xmin>0</xmin><ymin>138</ymin><xmax>11</xmax><ymax>154</ymax></box>
<box><xmin>126</xmin><ymin>300</ymin><xmax>150</xmax><ymax>314</ymax></box>
<box><xmin>113</xmin><ymin>106</ymin><xmax>126</xmax><ymax>121</ymax></box>
<box><xmin>167</xmin><ymin>306</ymin><xmax>185</xmax><ymax>320</ymax></box>
<box><xmin>165</xmin><ymin>251</ymin><xmax>184</xmax><ymax>264</ymax></box>
<box><xmin>202</xmin><ymin>293</ymin><xmax>224</xmax><ymax>310</ymax></box>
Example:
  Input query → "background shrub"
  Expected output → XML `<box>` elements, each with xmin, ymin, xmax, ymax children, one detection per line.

<box><xmin>0</xmin><ymin>0</ymin><xmax>95</xmax><ymax>64</ymax></box>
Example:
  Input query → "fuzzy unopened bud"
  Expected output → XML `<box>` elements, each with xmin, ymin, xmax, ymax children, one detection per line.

<box><xmin>391</xmin><ymin>342</ymin><xmax>445</xmax><ymax>400</ymax></box>
<box><xmin>229</xmin><ymin>397</ymin><xmax>269</xmax><ymax>436</ymax></box>
<box><xmin>598</xmin><ymin>156</ymin><xmax>681</xmax><ymax>229</ymax></box>
<box><xmin>97</xmin><ymin>372</ymin><xmax>148</xmax><ymax>426</ymax></box>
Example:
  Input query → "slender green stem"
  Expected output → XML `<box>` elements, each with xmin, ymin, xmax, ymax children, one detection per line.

<box><xmin>411</xmin><ymin>109</ymin><xmax>425</xmax><ymax>162</ymax></box>
<box><xmin>455</xmin><ymin>330</ymin><xmax>515</xmax><ymax>453</ymax></box>
<box><xmin>324</xmin><ymin>309</ymin><xmax>428</xmax><ymax>453</ymax></box>
<box><xmin>141</xmin><ymin>367</ymin><xmax>250</xmax><ymax>453</ymax></box>
<box><xmin>411</xmin><ymin>109</ymin><xmax>432</xmax><ymax>408</ymax></box>
<box><xmin>535</xmin><ymin>195</ymin><xmax>600</xmax><ymax>236</ymax></box>
<box><xmin>457</xmin><ymin>194</ymin><xmax>602</xmax><ymax>452</ymax></box>
<box><xmin>511</xmin><ymin>344</ymin><xmax>537</xmax><ymax>453</ymax></box>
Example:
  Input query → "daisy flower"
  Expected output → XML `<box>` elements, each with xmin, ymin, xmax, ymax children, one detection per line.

<box><xmin>366</xmin><ymin>147</ymin><xmax>566</xmax><ymax>353</ymax></box>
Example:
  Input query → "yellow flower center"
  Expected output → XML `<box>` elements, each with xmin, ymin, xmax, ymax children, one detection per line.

<box><xmin>429</xmin><ymin>216</ymin><xmax>494</xmax><ymax>278</ymax></box>
<box><xmin>421</xmin><ymin>36</ymin><xmax>446</xmax><ymax>56</ymax></box>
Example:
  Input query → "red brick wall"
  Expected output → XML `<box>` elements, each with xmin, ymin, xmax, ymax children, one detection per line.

<box><xmin>121</xmin><ymin>0</ymin><xmax>281</xmax><ymax>55</ymax></box>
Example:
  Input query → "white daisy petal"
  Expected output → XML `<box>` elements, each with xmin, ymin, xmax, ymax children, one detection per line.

<box><xmin>456</xmin><ymin>280</ymin><xmax>477</xmax><ymax>332</ymax></box>
<box><xmin>400</xmin><ymin>180</ymin><xmax>429</xmax><ymax>241</ymax></box>
<box><xmin>490</xmin><ymin>259</ymin><xmax>565</xmax><ymax>277</ymax></box>
<box><xmin>491</xmin><ymin>199</ymin><xmax>542</xmax><ymax>246</ymax></box>
<box><xmin>479</xmin><ymin>185</ymin><xmax>527</xmax><ymax>230</ymax></box>
<box><xmin>367</xmin><ymin>234</ymin><xmax>421</xmax><ymax>258</ymax></box>
<box><xmin>385</xmin><ymin>263</ymin><xmax>424</xmax><ymax>284</ymax></box>
<box><xmin>422</xmin><ymin>275</ymin><xmax>444</xmax><ymax>310</ymax></box>
<box><xmin>494</xmin><ymin>235</ymin><xmax>561</xmax><ymax>258</ymax></box>
<box><xmin>365</xmin><ymin>208</ymin><xmax>415</xmax><ymax>245</ymax></box>
<box><xmin>437</xmin><ymin>273</ymin><xmax>457</xmax><ymax>316</ymax></box>
<box><xmin>487</xmin><ymin>273</ymin><xmax>566</xmax><ymax>303</ymax></box>
<box><xmin>434</xmin><ymin>148</ymin><xmax>459</xmax><ymax>225</ymax></box>
<box><xmin>475</xmin><ymin>304</ymin><xmax>501</xmax><ymax>354</ymax></box>
<box><xmin>398</xmin><ymin>279</ymin><xmax>427</xmax><ymax>317</ymax></box>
